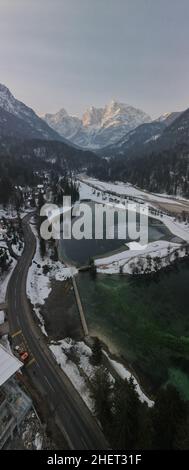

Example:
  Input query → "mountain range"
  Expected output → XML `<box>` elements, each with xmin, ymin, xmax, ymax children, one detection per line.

<box><xmin>43</xmin><ymin>100</ymin><xmax>151</xmax><ymax>149</ymax></box>
<box><xmin>0</xmin><ymin>83</ymin><xmax>186</xmax><ymax>158</ymax></box>
<box><xmin>88</xmin><ymin>109</ymin><xmax>189</xmax><ymax>197</ymax></box>
<box><xmin>0</xmin><ymin>84</ymin><xmax>153</xmax><ymax>151</ymax></box>
<box><xmin>0</xmin><ymin>82</ymin><xmax>188</xmax><ymax>168</ymax></box>
<box><xmin>0</xmin><ymin>82</ymin><xmax>189</xmax><ymax>196</ymax></box>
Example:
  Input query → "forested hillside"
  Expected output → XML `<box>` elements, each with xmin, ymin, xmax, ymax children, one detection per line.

<box><xmin>88</xmin><ymin>145</ymin><xmax>189</xmax><ymax>197</ymax></box>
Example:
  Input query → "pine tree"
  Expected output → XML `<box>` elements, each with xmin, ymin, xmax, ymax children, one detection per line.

<box><xmin>90</xmin><ymin>338</ymin><xmax>102</xmax><ymax>366</ymax></box>
<box><xmin>112</xmin><ymin>377</ymin><xmax>141</xmax><ymax>449</ymax></box>
<box><xmin>91</xmin><ymin>366</ymin><xmax>112</xmax><ymax>434</ymax></box>
<box><xmin>174</xmin><ymin>410</ymin><xmax>189</xmax><ymax>449</ymax></box>
<box><xmin>39</xmin><ymin>238</ymin><xmax>46</xmax><ymax>258</ymax></box>
<box><xmin>137</xmin><ymin>403</ymin><xmax>154</xmax><ymax>449</ymax></box>
<box><xmin>38</xmin><ymin>191</ymin><xmax>45</xmax><ymax>211</ymax></box>
<box><xmin>152</xmin><ymin>385</ymin><xmax>186</xmax><ymax>449</ymax></box>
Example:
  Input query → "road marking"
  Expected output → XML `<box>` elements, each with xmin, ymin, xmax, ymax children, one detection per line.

<box><xmin>17</xmin><ymin>317</ymin><xmax>21</xmax><ymax>327</ymax></box>
<box><xmin>44</xmin><ymin>374</ymin><xmax>55</xmax><ymax>392</ymax></box>
<box><xmin>64</xmin><ymin>285</ymin><xmax>70</xmax><ymax>294</ymax></box>
<box><xmin>12</xmin><ymin>329</ymin><xmax>22</xmax><ymax>338</ymax></box>
<box><xmin>26</xmin><ymin>357</ymin><xmax>36</xmax><ymax>367</ymax></box>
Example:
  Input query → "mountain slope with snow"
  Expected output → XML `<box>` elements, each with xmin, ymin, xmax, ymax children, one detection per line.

<box><xmin>0</xmin><ymin>83</ymin><xmax>65</xmax><ymax>142</ymax></box>
<box><xmin>0</xmin><ymin>107</ymin><xmax>54</xmax><ymax>141</ymax></box>
<box><xmin>43</xmin><ymin>100</ymin><xmax>151</xmax><ymax>149</ymax></box>
<box><xmin>99</xmin><ymin>110</ymin><xmax>184</xmax><ymax>158</ymax></box>
<box><xmin>157</xmin><ymin>111</ymin><xmax>182</xmax><ymax>126</ymax></box>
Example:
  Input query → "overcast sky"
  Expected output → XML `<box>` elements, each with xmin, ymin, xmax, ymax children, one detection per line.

<box><xmin>0</xmin><ymin>0</ymin><xmax>189</xmax><ymax>118</ymax></box>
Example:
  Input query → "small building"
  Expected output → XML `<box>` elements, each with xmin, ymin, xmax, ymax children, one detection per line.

<box><xmin>0</xmin><ymin>344</ymin><xmax>32</xmax><ymax>448</ymax></box>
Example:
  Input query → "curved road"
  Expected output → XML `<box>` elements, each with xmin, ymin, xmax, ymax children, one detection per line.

<box><xmin>7</xmin><ymin>213</ymin><xmax>108</xmax><ymax>450</ymax></box>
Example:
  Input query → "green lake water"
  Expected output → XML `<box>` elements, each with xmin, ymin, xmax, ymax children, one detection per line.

<box><xmin>77</xmin><ymin>262</ymin><xmax>189</xmax><ymax>399</ymax></box>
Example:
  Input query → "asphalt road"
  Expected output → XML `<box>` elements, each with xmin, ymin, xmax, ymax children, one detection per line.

<box><xmin>7</xmin><ymin>213</ymin><xmax>108</xmax><ymax>450</ymax></box>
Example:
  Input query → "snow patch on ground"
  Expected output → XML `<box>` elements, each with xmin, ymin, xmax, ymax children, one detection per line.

<box><xmin>103</xmin><ymin>351</ymin><xmax>154</xmax><ymax>407</ymax></box>
<box><xmin>50</xmin><ymin>339</ymin><xmax>94</xmax><ymax>412</ymax></box>
<box><xmin>150</xmin><ymin>211</ymin><xmax>189</xmax><ymax>243</ymax></box>
<box><xmin>27</xmin><ymin>224</ymin><xmax>77</xmax><ymax>334</ymax></box>
<box><xmin>0</xmin><ymin>334</ymin><xmax>12</xmax><ymax>353</ymax></box>
<box><xmin>78</xmin><ymin>179</ymin><xmax>189</xmax><ymax>244</ymax></box>
<box><xmin>0</xmin><ymin>207</ymin><xmax>33</xmax><ymax>220</ymax></box>
<box><xmin>50</xmin><ymin>338</ymin><xmax>153</xmax><ymax>413</ymax></box>
<box><xmin>0</xmin><ymin>310</ymin><xmax>5</xmax><ymax>324</ymax></box>
<box><xmin>0</xmin><ymin>208</ymin><xmax>18</xmax><ymax>219</ymax></box>
<box><xmin>95</xmin><ymin>240</ymin><xmax>182</xmax><ymax>274</ymax></box>
<box><xmin>78</xmin><ymin>179</ymin><xmax>189</xmax><ymax>275</ymax></box>
<box><xmin>0</xmin><ymin>259</ymin><xmax>17</xmax><ymax>303</ymax></box>
<box><xmin>34</xmin><ymin>432</ymin><xmax>43</xmax><ymax>450</ymax></box>
<box><xmin>80</xmin><ymin>177</ymin><xmax>187</xmax><ymax>206</ymax></box>
<box><xmin>12</xmin><ymin>241</ymin><xmax>24</xmax><ymax>257</ymax></box>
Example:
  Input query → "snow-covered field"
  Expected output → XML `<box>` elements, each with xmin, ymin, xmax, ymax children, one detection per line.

<box><xmin>80</xmin><ymin>177</ymin><xmax>187</xmax><ymax>206</ymax></box>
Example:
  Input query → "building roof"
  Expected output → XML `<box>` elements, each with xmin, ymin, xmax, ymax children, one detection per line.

<box><xmin>0</xmin><ymin>345</ymin><xmax>22</xmax><ymax>386</ymax></box>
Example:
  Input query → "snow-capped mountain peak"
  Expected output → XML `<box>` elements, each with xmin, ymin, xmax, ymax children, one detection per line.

<box><xmin>43</xmin><ymin>100</ymin><xmax>151</xmax><ymax>149</ymax></box>
<box><xmin>158</xmin><ymin>112</ymin><xmax>172</xmax><ymax>121</ymax></box>
<box><xmin>49</xmin><ymin>108</ymin><xmax>68</xmax><ymax>119</ymax></box>
<box><xmin>82</xmin><ymin>106</ymin><xmax>104</xmax><ymax>128</ymax></box>
<box><xmin>0</xmin><ymin>83</ymin><xmax>43</xmax><ymax>125</ymax></box>
<box><xmin>0</xmin><ymin>83</ymin><xmax>26</xmax><ymax>117</ymax></box>
<box><xmin>157</xmin><ymin>111</ymin><xmax>182</xmax><ymax>126</ymax></box>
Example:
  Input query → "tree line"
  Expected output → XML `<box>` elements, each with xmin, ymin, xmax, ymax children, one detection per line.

<box><xmin>91</xmin><ymin>362</ymin><xmax>189</xmax><ymax>449</ymax></box>
<box><xmin>88</xmin><ymin>145</ymin><xmax>189</xmax><ymax>197</ymax></box>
